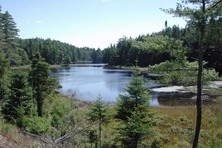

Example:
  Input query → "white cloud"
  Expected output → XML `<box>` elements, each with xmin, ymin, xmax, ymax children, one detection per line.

<box><xmin>37</xmin><ymin>20</ymin><xmax>42</xmax><ymax>24</ymax></box>
<box><xmin>27</xmin><ymin>21</ymin><xmax>31</xmax><ymax>24</ymax></box>
<box><xmin>102</xmin><ymin>0</ymin><xmax>108</xmax><ymax>2</ymax></box>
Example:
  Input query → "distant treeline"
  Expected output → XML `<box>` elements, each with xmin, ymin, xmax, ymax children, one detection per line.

<box><xmin>1</xmin><ymin>5</ymin><xmax>222</xmax><ymax>74</ymax></box>
<box><xmin>0</xmin><ymin>6</ymin><xmax>103</xmax><ymax>66</ymax></box>
<box><xmin>102</xmin><ymin>20</ymin><xmax>222</xmax><ymax>74</ymax></box>
<box><xmin>17</xmin><ymin>38</ymin><xmax>103</xmax><ymax>65</ymax></box>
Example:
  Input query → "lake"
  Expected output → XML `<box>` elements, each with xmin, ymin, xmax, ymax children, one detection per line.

<box><xmin>51</xmin><ymin>63</ymin><xmax>201</xmax><ymax>106</ymax></box>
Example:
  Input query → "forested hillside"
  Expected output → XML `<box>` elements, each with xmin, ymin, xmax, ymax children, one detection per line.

<box><xmin>17</xmin><ymin>38</ymin><xmax>102</xmax><ymax>65</ymax></box>
<box><xmin>0</xmin><ymin>6</ymin><xmax>103</xmax><ymax>66</ymax></box>
<box><xmin>103</xmin><ymin>20</ymin><xmax>222</xmax><ymax>74</ymax></box>
<box><xmin>1</xmin><ymin>1</ymin><xmax>222</xmax><ymax>147</ymax></box>
<box><xmin>1</xmin><ymin>5</ymin><xmax>222</xmax><ymax>75</ymax></box>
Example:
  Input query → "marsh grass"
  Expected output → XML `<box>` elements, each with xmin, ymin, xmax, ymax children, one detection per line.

<box><xmin>1</xmin><ymin>93</ymin><xmax>222</xmax><ymax>147</ymax></box>
<box><xmin>152</xmin><ymin>101</ymin><xmax>222</xmax><ymax>148</ymax></box>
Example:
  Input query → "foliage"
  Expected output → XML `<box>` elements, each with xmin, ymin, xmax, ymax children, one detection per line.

<box><xmin>91</xmin><ymin>48</ymin><xmax>103</xmax><ymax>62</ymax></box>
<box><xmin>29</xmin><ymin>52</ymin><xmax>61</xmax><ymax>116</ymax></box>
<box><xmin>1</xmin><ymin>88</ymin><xmax>222</xmax><ymax>147</ymax></box>
<box><xmin>162</xmin><ymin>1</ymin><xmax>222</xmax><ymax>147</ymax></box>
<box><xmin>116</xmin><ymin>110</ymin><xmax>156</xmax><ymax>148</ymax></box>
<box><xmin>0</xmin><ymin>9</ymin><xmax>28</xmax><ymax>66</ymax></box>
<box><xmin>0</xmin><ymin>50</ymin><xmax>10</xmax><ymax>100</ymax></box>
<box><xmin>87</xmin><ymin>95</ymin><xmax>109</xmax><ymax>148</ymax></box>
<box><xmin>1</xmin><ymin>2</ymin><xmax>222</xmax><ymax>148</ymax></box>
<box><xmin>115</xmin><ymin>70</ymin><xmax>156</xmax><ymax>147</ymax></box>
<box><xmin>148</xmin><ymin>60</ymin><xmax>218</xmax><ymax>86</ymax></box>
<box><xmin>1</xmin><ymin>11</ymin><xmax>19</xmax><ymax>43</ymax></box>
<box><xmin>49</xmin><ymin>95</ymin><xmax>73</xmax><ymax>128</ymax></box>
<box><xmin>102</xmin><ymin>44</ymin><xmax>118</xmax><ymax>65</ymax></box>
<box><xmin>1</xmin><ymin>71</ymin><xmax>32</xmax><ymax>125</ymax></box>
<box><xmin>133</xmin><ymin>35</ymin><xmax>187</xmax><ymax>57</ymax></box>
<box><xmin>88</xmin><ymin>130</ymin><xmax>98</xmax><ymax>148</ymax></box>
<box><xmin>0</xmin><ymin>6</ymin><xmax>104</xmax><ymax>66</ymax></box>
<box><xmin>17</xmin><ymin>38</ymin><xmax>100</xmax><ymax>65</ymax></box>
<box><xmin>25</xmin><ymin>115</ymin><xmax>51</xmax><ymax>134</ymax></box>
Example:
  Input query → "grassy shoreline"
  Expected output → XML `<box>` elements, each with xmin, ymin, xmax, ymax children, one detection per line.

<box><xmin>3</xmin><ymin>64</ymin><xmax>222</xmax><ymax>147</ymax></box>
<box><xmin>1</xmin><ymin>93</ymin><xmax>222</xmax><ymax>147</ymax></box>
<box><xmin>11</xmin><ymin>64</ymin><xmax>62</xmax><ymax>69</ymax></box>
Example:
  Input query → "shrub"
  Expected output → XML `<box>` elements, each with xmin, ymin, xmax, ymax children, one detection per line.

<box><xmin>148</xmin><ymin>60</ymin><xmax>218</xmax><ymax>86</ymax></box>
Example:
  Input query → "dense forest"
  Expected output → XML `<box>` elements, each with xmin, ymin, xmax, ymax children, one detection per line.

<box><xmin>103</xmin><ymin>20</ymin><xmax>222</xmax><ymax>74</ymax></box>
<box><xmin>0</xmin><ymin>6</ymin><xmax>103</xmax><ymax>66</ymax></box>
<box><xmin>1</xmin><ymin>1</ymin><xmax>222</xmax><ymax>147</ymax></box>
<box><xmin>1</xmin><ymin>4</ymin><xmax>222</xmax><ymax>74</ymax></box>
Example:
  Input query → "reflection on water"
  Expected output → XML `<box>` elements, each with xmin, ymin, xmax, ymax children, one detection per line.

<box><xmin>150</xmin><ymin>92</ymin><xmax>195</xmax><ymax>106</ymax></box>
<box><xmin>51</xmin><ymin>64</ymin><xmax>133</xmax><ymax>103</ymax></box>
<box><xmin>51</xmin><ymin>63</ymin><xmax>214</xmax><ymax>106</ymax></box>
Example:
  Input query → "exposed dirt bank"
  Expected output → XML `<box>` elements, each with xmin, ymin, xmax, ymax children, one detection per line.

<box><xmin>0</xmin><ymin>135</ymin><xmax>21</xmax><ymax>148</ymax></box>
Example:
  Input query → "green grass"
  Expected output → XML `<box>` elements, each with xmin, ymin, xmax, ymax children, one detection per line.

<box><xmin>1</xmin><ymin>93</ymin><xmax>222</xmax><ymax>147</ymax></box>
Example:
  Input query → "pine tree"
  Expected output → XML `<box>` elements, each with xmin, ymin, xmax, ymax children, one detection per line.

<box><xmin>29</xmin><ymin>52</ymin><xmax>61</xmax><ymax>117</ymax></box>
<box><xmin>115</xmin><ymin>70</ymin><xmax>156</xmax><ymax>148</ymax></box>
<box><xmin>0</xmin><ymin>5</ymin><xmax>4</xmax><ymax>42</ymax></box>
<box><xmin>161</xmin><ymin>1</ymin><xmax>222</xmax><ymax>147</ymax></box>
<box><xmin>1</xmin><ymin>9</ymin><xmax>23</xmax><ymax>66</ymax></box>
<box><xmin>87</xmin><ymin>95</ymin><xmax>109</xmax><ymax>148</ymax></box>
<box><xmin>2</xmin><ymin>11</ymin><xmax>19</xmax><ymax>43</ymax></box>
<box><xmin>2</xmin><ymin>71</ymin><xmax>32</xmax><ymax>124</ymax></box>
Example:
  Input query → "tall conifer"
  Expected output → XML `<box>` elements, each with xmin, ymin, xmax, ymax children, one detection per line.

<box><xmin>2</xmin><ymin>71</ymin><xmax>32</xmax><ymax>124</ymax></box>
<box><xmin>88</xmin><ymin>95</ymin><xmax>109</xmax><ymax>148</ymax></box>
<box><xmin>115</xmin><ymin>70</ymin><xmax>156</xmax><ymax>148</ymax></box>
<box><xmin>29</xmin><ymin>52</ymin><xmax>60</xmax><ymax>117</ymax></box>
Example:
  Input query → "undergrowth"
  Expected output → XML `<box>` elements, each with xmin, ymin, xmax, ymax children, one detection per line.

<box><xmin>0</xmin><ymin>95</ymin><xmax>222</xmax><ymax>147</ymax></box>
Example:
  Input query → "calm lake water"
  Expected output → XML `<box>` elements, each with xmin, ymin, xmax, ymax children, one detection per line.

<box><xmin>51</xmin><ymin>63</ymin><xmax>202</xmax><ymax>106</ymax></box>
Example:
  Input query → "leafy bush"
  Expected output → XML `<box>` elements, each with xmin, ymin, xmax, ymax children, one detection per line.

<box><xmin>148</xmin><ymin>60</ymin><xmax>218</xmax><ymax>86</ymax></box>
<box><xmin>25</xmin><ymin>116</ymin><xmax>50</xmax><ymax>134</ymax></box>
<box><xmin>50</xmin><ymin>96</ymin><xmax>72</xmax><ymax>128</ymax></box>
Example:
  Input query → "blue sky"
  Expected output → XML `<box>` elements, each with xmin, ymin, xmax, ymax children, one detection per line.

<box><xmin>1</xmin><ymin>0</ymin><xmax>186</xmax><ymax>49</ymax></box>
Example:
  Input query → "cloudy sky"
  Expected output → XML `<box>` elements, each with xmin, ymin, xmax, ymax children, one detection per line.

<box><xmin>1</xmin><ymin>0</ymin><xmax>186</xmax><ymax>49</ymax></box>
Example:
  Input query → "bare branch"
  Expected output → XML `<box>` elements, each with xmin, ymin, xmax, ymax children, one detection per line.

<box><xmin>211</xmin><ymin>0</ymin><xmax>222</xmax><ymax>9</ymax></box>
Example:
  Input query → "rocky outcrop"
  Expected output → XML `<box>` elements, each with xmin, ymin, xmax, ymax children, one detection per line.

<box><xmin>150</xmin><ymin>81</ymin><xmax>222</xmax><ymax>93</ymax></box>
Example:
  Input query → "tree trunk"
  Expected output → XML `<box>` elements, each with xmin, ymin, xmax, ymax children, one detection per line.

<box><xmin>99</xmin><ymin>120</ymin><xmax>101</xmax><ymax>148</ymax></box>
<box><xmin>193</xmin><ymin>0</ymin><xmax>205</xmax><ymax>147</ymax></box>
<box><xmin>37</xmin><ymin>98</ymin><xmax>43</xmax><ymax>117</ymax></box>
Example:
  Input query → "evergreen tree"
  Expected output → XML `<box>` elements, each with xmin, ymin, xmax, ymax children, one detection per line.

<box><xmin>161</xmin><ymin>1</ymin><xmax>222</xmax><ymax>147</ymax></box>
<box><xmin>2</xmin><ymin>11</ymin><xmax>19</xmax><ymax>43</ymax></box>
<box><xmin>0</xmin><ymin>50</ymin><xmax>9</xmax><ymax>100</ymax></box>
<box><xmin>63</xmin><ymin>55</ymin><xmax>71</xmax><ymax>64</ymax></box>
<box><xmin>1</xmin><ymin>8</ymin><xmax>26</xmax><ymax>66</ymax></box>
<box><xmin>0</xmin><ymin>5</ymin><xmax>4</xmax><ymax>42</ymax></box>
<box><xmin>115</xmin><ymin>70</ymin><xmax>156</xmax><ymax>148</ymax></box>
<box><xmin>2</xmin><ymin>71</ymin><xmax>32</xmax><ymax>124</ymax></box>
<box><xmin>87</xmin><ymin>95</ymin><xmax>109</xmax><ymax>148</ymax></box>
<box><xmin>29</xmin><ymin>52</ymin><xmax>60</xmax><ymax>117</ymax></box>
<box><xmin>0</xmin><ymin>6</ymin><xmax>7</xmax><ymax>52</ymax></box>
<box><xmin>102</xmin><ymin>46</ymin><xmax>118</xmax><ymax>65</ymax></box>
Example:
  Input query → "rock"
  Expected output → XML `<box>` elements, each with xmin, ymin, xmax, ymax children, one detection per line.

<box><xmin>191</xmin><ymin>95</ymin><xmax>211</xmax><ymax>101</ymax></box>
<box><xmin>150</xmin><ymin>81</ymin><xmax>222</xmax><ymax>93</ymax></box>
<box><xmin>150</xmin><ymin>86</ymin><xmax>187</xmax><ymax>93</ymax></box>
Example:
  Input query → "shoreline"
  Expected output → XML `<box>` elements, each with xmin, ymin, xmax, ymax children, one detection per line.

<box><xmin>149</xmin><ymin>81</ymin><xmax>222</xmax><ymax>101</ymax></box>
<box><xmin>149</xmin><ymin>81</ymin><xmax>222</xmax><ymax>93</ymax></box>
<box><xmin>11</xmin><ymin>64</ymin><xmax>62</xmax><ymax>69</ymax></box>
